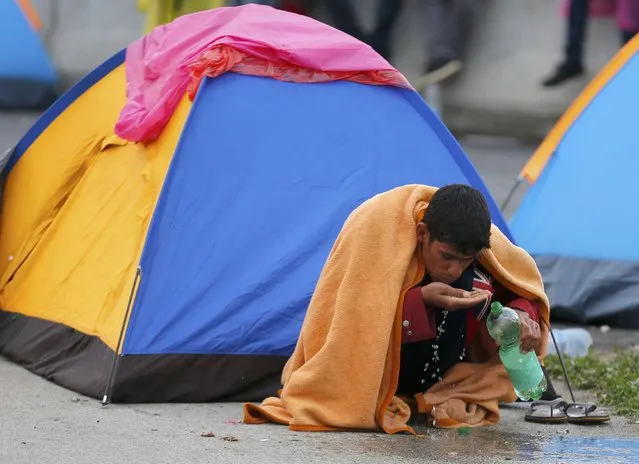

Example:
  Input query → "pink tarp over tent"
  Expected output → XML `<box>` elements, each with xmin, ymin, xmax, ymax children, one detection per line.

<box><xmin>115</xmin><ymin>4</ymin><xmax>411</xmax><ymax>142</ymax></box>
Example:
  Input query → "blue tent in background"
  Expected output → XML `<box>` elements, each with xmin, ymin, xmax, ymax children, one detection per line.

<box><xmin>0</xmin><ymin>7</ymin><xmax>511</xmax><ymax>403</ymax></box>
<box><xmin>511</xmin><ymin>35</ymin><xmax>639</xmax><ymax>328</ymax></box>
<box><xmin>0</xmin><ymin>0</ymin><xmax>58</xmax><ymax>109</ymax></box>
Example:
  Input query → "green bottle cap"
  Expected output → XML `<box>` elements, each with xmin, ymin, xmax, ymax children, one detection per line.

<box><xmin>490</xmin><ymin>301</ymin><xmax>503</xmax><ymax>316</ymax></box>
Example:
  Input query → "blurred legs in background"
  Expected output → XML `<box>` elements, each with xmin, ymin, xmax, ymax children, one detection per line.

<box><xmin>421</xmin><ymin>0</ymin><xmax>478</xmax><ymax>85</ymax></box>
<box><xmin>621</xmin><ymin>30</ymin><xmax>636</xmax><ymax>44</ymax></box>
<box><xmin>326</xmin><ymin>0</ymin><xmax>478</xmax><ymax>85</ymax></box>
<box><xmin>542</xmin><ymin>0</ymin><xmax>589</xmax><ymax>87</ymax></box>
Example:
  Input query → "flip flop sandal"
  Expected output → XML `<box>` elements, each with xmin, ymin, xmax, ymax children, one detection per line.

<box><xmin>524</xmin><ymin>398</ymin><xmax>568</xmax><ymax>423</ymax></box>
<box><xmin>566</xmin><ymin>403</ymin><xmax>610</xmax><ymax>424</ymax></box>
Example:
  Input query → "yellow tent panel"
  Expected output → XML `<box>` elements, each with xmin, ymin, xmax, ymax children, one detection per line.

<box><xmin>0</xmin><ymin>65</ymin><xmax>129</xmax><ymax>283</ymax></box>
<box><xmin>0</xmin><ymin>66</ymin><xmax>192</xmax><ymax>351</ymax></box>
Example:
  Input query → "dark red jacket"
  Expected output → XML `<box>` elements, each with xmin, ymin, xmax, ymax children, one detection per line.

<box><xmin>401</xmin><ymin>265</ymin><xmax>539</xmax><ymax>347</ymax></box>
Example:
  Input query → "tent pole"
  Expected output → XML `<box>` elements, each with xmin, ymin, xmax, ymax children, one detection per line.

<box><xmin>500</xmin><ymin>178</ymin><xmax>522</xmax><ymax>213</ymax></box>
<box><xmin>101</xmin><ymin>266</ymin><xmax>142</xmax><ymax>406</ymax></box>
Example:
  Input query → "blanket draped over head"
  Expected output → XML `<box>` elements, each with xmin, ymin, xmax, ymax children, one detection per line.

<box><xmin>244</xmin><ymin>185</ymin><xmax>549</xmax><ymax>434</ymax></box>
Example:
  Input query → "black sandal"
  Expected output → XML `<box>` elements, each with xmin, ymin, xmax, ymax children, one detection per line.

<box><xmin>566</xmin><ymin>403</ymin><xmax>610</xmax><ymax>424</ymax></box>
<box><xmin>524</xmin><ymin>398</ymin><xmax>568</xmax><ymax>424</ymax></box>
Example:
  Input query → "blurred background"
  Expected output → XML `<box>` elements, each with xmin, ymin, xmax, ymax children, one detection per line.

<box><xmin>16</xmin><ymin>0</ymin><xmax>633</xmax><ymax>140</ymax></box>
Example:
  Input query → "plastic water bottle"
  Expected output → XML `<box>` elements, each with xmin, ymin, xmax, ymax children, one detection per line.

<box><xmin>486</xmin><ymin>301</ymin><xmax>547</xmax><ymax>401</ymax></box>
<box><xmin>546</xmin><ymin>328</ymin><xmax>593</xmax><ymax>358</ymax></box>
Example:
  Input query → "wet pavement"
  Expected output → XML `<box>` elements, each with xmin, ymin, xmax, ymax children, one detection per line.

<box><xmin>1</xmin><ymin>355</ymin><xmax>638</xmax><ymax>464</ymax></box>
<box><xmin>2</xmin><ymin>112</ymin><xmax>639</xmax><ymax>463</ymax></box>
<box><xmin>355</xmin><ymin>424</ymin><xmax>639</xmax><ymax>463</ymax></box>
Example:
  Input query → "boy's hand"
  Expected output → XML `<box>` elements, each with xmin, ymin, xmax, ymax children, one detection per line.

<box><xmin>420</xmin><ymin>283</ymin><xmax>491</xmax><ymax>311</ymax></box>
<box><xmin>515</xmin><ymin>310</ymin><xmax>542</xmax><ymax>353</ymax></box>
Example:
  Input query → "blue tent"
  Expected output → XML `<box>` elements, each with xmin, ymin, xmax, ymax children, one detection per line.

<box><xmin>121</xmin><ymin>74</ymin><xmax>512</xmax><ymax>401</ymax></box>
<box><xmin>0</xmin><ymin>53</ymin><xmax>511</xmax><ymax>402</ymax></box>
<box><xmin>511</xmin><ymin>36</ymin><xmax>639</xmax><ymax>328</ymax></box>
<box><xmin>0</xmin><ymin>0</ymin><xmax>58</xmax><ymax>109</ymax></box>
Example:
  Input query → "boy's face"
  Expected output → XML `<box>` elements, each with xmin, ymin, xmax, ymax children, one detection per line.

<box><xmin>416</xmin><ymin>223</ymin><xmax>476</xmax><ymax>284</ymax></box>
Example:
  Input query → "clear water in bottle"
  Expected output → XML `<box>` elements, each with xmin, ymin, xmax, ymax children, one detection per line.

<box><xmin>487</xmin><ymin>301</ymin><xmax>547</xmax><ymax>401</ymax></box>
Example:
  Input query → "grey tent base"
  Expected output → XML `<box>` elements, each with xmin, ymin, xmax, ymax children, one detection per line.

<box><xmin>0</xmin><ymin>78</ymin><xmax>58</xmax><ymax>110</ymax></box>
<box><xmin>535</xmin><ymin>255</ymin><xmax>639</xmax><ymax>328</ymax></box>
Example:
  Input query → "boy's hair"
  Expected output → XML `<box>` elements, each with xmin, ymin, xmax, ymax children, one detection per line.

<box><xmin>422</xmin><ymin>184</ymin><xmax>491</xmax><ymax>255</ymax></box>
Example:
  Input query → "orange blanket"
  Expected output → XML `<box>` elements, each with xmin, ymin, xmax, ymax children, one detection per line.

<box><xmin>244</xmin><ymin>185</ymin><xmax>549</xmax><ymax>433</ymax></box>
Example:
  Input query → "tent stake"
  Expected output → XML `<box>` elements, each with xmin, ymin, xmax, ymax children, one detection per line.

<box><xmin>547</xmin><ymin>323</ymin><xmax>576</xmax><ymax>404</ymax></box>
<box><xmin>500</xmin><ymin>178</ymin><xmax>522</xmax><ymax>213</ymax></box>
<box><xmin>102</xmin><ymin>266</ymin><xmax>142</xmax><ymax>406</ymax></box>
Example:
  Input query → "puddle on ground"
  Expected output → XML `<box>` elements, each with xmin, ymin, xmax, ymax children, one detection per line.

<box><xmin>541</xmin><ymin>436</ymin><xmax>639</xmax><ymax>463</ymax></box>
<box><xmin>329</xmin><ymin>428</ymin><xmax>639</xmax><ymax>463</ymax></box>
